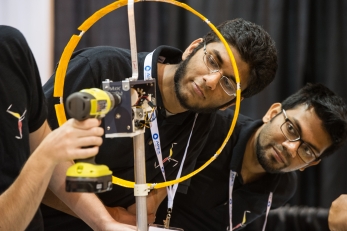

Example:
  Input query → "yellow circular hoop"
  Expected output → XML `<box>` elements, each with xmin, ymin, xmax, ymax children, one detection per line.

<box><xmin>53</xmin><ymin>0</ymin><xmax>241</xmax><ymax>189</ymax></box>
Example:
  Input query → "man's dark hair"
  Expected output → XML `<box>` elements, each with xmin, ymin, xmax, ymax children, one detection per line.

<box><xmin>281</xmin><ymin>83</ymin><xmax>347</xmax><ymax>158</ymax></box>
<box><xmin>190</xmin><ymin>18</ymin><xmax>278</xmax><ymax>99</ymax></box>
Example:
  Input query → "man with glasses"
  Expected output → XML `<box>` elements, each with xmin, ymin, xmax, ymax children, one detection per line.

<box><xmin>155</xmin><ymin>82</ymin><xmax>347</xmax><ymax>231</ymax></box>
<box><xmin>42</xmin><ymin>18</ymin><xmax>278</xmax><ymax>230</ymax></box>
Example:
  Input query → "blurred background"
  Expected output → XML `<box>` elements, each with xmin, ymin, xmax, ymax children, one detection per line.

<box><xmin>1</xmin><ymin>0</ymin><xmax>346</xmax><ymax>230</ymax></box>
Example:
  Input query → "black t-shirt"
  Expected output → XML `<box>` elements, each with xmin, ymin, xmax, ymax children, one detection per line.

<box><xmin>155</xmin><ymin>109</ymin><xmax>297</xmax><ymax>231</ymax></box>
<box><xmin>42</xmin><ymin>45</ymin><xmax>217</xmax><ymax>230</ymax></box>
<box><xmin>0</xmin><ymin>26</ymin><xmax>47</xmax><ymax>230</ymax></box>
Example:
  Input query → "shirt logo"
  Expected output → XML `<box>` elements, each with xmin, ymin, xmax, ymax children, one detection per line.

<box><xmin>7</xmin><ymin>104</ymin><xmax>27</xmax><ymax>139</ymax></box>
<box><xmin>145</xmin><ymin>65</ymin><xmax>151</xmax><ymax>71</ymax></box>
<box><xmin>154</xmin><ymin>143</ymin><xmax>178</xmax><ymax>168</ymax></box>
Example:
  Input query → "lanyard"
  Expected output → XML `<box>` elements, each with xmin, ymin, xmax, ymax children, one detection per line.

<box><xmin>228</xmin><ymin>170</ymin><xmax>273</xmax><ymax>231</ymax></box>
<box><xmin>150</xmin><ymin>111</ymin><xmax>198</xmax><ymax>208</ymax></box>
<box><xmin>144</xmin><ymin>50</ymin><xmax>154</xmax><ymax>80</ymax></box>
<box><xmin>144</xmin><ymin>51</ymin><xmax>198</xmax><ymax>210</ymax></box>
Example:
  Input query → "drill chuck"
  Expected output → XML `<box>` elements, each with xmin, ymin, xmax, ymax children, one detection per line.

<box><xmin>66</xmin><ymin>88</ymin><xmax>121</xmax><ymax>120</ymax></box>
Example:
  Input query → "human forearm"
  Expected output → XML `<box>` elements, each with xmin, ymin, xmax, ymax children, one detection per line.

<box><xmin>49</xmin><ymin>161</ymin><xmax>136</xmax><ymax>230</ymax></box>
<box><xmin>126</xmin><ymin>187</ymin><xmax>167</xmax><ymax>223</ymax></box>
<box><xmin>104</xmin><ymin>188</ymin><xmax>167</xmax><ymax>226</ymax></box>
<box><xmin>48</xmin><ymin>161</ymin><xmax>107</xmax><ymax>229</ymax></box>
<box><xmin>0</xmin><ymin>151</ymin><xmax>55</xmax><ymax>231</ymax></box>
<box><xmin>58</xmin><ymin>192</ymin><xmax>118</xmax><ymax>230</ymax></box>
<box><xmin>0</xmin><ymin>117</ymin><xmax>106</xmax><ymax>230</ymax></box>
<box><xmin>42</xmin><ymin>187</ymin><xmax>77</xmax><ymax>217</ymax></box>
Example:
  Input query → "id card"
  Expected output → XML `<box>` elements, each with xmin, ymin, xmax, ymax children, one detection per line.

<box><xmin>148</xmin><ymin>224</ymin><xmax>184</xmax><ymax>231</ymax></box>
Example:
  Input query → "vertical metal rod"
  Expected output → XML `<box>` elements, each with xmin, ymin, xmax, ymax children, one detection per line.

<box><xmin>128</xmin><ymin>0</ymin><xmax>139</xmax><ymax>81</ymax></box>
<box><xmin>133</xmin><ymin>133</ymin><xmax>148</xmax><ymax>231</ymax></box>
<box><xmin>128</xmin><ymin>0</ymin><xmax>147</xmax><ymax>229</ymax></box>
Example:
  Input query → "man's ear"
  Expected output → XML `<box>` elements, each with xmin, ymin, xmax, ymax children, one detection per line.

<box><xmin>299</xmin><ymin>159</ymin><xmax>321</xmax><ymax>171</ymax></box>
<box><xmin>262</xmin><ymin>103</ymin><xmax>282</xmax><ymax>123</ymax></box>
<box><xmin>182</xmin><ymin>38</ymin><xmax>204</xmax><ymax>60</ymax></box>
<box><xmin>219</xmin><ymin>97</ymin><xmax>244</xmax><ymax>111</ymax></box>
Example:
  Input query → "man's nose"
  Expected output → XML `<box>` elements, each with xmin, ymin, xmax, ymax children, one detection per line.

<box><xmin>282</xmin><ymin>140</ymin><xmax>301</xmax><ymax>158</ymax></box>
<box><xmin>203</xmin><ymin>70</ymin><xmax>221</xmax><ymax>91</ymax></box>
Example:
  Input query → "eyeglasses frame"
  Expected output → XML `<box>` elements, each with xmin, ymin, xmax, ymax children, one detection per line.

<box><xmin>202</xmin><ymin>42</ymin><xmax>237</xmax><ymax>97</ymax></box>
<box><xmin>280</xmin><ymin>109</ymin><xmax>319</xmax><ymax>164</ymax></box>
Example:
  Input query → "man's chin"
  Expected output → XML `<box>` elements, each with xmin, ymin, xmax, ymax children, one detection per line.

<box><xmin>261</xmin><ymin>163</ymin><xmax>284</xmax><ymax>174</ymax></box>
<box><xmin>258</xmin><ymin>155</ymin><xmax>282</xmax><ymax>174</ymax></box>
<box><xmin>175</xmin><ymin>89</ymin><xmax>220</xmax><ymax>113</ymax></box>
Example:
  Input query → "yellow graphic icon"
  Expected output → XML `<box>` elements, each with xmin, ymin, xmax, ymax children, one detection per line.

<box><xmin>7</xmin><ymin>105</ymin><xmax>27</xmax><ymax>139</ymax></box>
<box><xmin>154</xmin><ymin>143</ymin><xmax>178</xmax><ymax>168</ymax></box>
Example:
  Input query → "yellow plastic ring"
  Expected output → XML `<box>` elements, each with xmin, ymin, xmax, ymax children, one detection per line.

<box><xmin>53</xmin><ymin>0</ymin><xmax>241</xmax><ymax>189</ymax></box>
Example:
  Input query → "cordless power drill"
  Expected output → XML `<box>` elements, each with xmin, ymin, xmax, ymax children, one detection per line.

<box><xmin>65</xmin><ymin>88</ymin><xmax>121</xmax><ymax>193</ymax></box>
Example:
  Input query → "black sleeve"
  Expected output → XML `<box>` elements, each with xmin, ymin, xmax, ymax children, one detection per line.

<box><xmin>0</xmin><ymin>25</ymin><xmax>47</xmax><ymax>132</ymax></box>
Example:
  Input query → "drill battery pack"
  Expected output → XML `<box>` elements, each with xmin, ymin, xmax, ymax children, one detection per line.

<box><xmin>65</xmin><ymin>162</ymin><xmax>113</xmax><ymax>193</ymax></box>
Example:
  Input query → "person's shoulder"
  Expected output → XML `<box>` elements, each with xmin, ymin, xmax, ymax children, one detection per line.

<box><xmin>70</xmin><ymin>46</ymin><xmax>131</xmax><ymax>61</ymax></box>
<box><xmin>76</xmin><ymin>46</ymin><xmax>129</xmax><ymax>55</ymax></box>
<box><xmin>0</xmin><ymin>25</ymin><xmax>27</xmax><ymax>48</ymax></box>
<box><xmin>0</xmin><ymin>25</ymin><xmax>22</xmax><ymax>37</ymax></box>
<box><xmin>152</xmin><ymin>45</ymin><xmax>183</xmax><ymax>64</ymax></box>
<box><xmin>216</xmin><ymin>108</ymin><xmax>253</xmax><ymax>125</ymax></box>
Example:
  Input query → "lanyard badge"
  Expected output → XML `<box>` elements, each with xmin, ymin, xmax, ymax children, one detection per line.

<box><xmin>148</xmin><ymin>208</ymin><xmax>183</xmax><ymax>231</ymax></box>
<box><xmin>148</xmin><ymin>224</ymin><xmax>184</xmax><ymax>231</ymax></box>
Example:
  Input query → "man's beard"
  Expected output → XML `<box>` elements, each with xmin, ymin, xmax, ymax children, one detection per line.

<box><xmin>256</xmin><ymin>132</ymin><xmax>284</xmax><ymax>174</ymax></box>
<box><xmin>173</xmin><ymin>52</ymin><xmax>225</xmax><ymax>114</ymax></box>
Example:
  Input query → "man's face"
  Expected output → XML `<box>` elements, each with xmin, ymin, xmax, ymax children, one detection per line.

<box><xmin>256</xmin><ymin>104</ymin><xmax>332</xmax><ymax>173</ymax></box>
<box><xmin>174</xmin><ymin>42</ymin><xmax>250</xmax><ymax>113</ymax></box>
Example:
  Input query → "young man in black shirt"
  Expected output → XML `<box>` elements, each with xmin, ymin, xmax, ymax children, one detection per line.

<box><xmin>42</xmin><ymin>18</ymin><xmax>278</xmax><ymax>229</ymax></box>
<box><xmin>155</xmin><ymin>83</ymin><xmax>347</xmax><ymax>231</ymax></box>
<box><xmin>0</xmin><ymin>26</ymin><xmax>136</xmax><ymax>231</ymax></box>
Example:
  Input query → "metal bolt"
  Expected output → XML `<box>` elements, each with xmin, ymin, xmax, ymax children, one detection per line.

<box><xmin>127</xmin><ymin>125</ymin><xmax>131</xmax><ymax>130</ymax></box>
<box><xmin>115</xmin><ymin>113</ymin><xmax>121</xmax><ymax>119</ymax></box>
<box><xmin>107</xmin><ymin>126</ymin><xmax>110</xmax><ymax>130</ymax></box>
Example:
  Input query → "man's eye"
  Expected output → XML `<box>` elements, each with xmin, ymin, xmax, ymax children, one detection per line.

<box><xmin>286</xmin><ymin>123</ymin><xmax>296</xmax><ymax>134</ymax></box>
<box><xmin>301</xmin><ymin>143</ymin><xmax>314</xmax><ymax>157</ymax></box>
<box><xmin>221</xmin><ymin>77</ymin><xmax>234</xmax><ymax>89</ymax></box>
<box><xmin>221</xmin><ymin>77</ymin><xmax>230</xmax><ymax>86</ymax></box>
<box><xmin>207</xmin><ymin>55</ymin><xmax>219</xmax><ymax>69</ymax></box>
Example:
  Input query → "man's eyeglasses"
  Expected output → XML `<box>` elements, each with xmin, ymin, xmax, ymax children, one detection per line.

<box><xmin>280</xmin><ymin>109</ymin><xmax>318</xmax><ymax>163</ymax></box>
<box><xmin>202</xmin><ymin>43</ymin><xmax>237</xmax><ymax>97</ymax></box>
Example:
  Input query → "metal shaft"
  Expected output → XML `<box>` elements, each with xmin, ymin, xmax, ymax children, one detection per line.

<box><xmin>133</xmin><ymin>133</ymin><xmax>148</xmax><ymax>231</ymax></box>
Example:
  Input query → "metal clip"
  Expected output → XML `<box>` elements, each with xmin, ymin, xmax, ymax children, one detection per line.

<box><xmin>163</xmin><ymin>208</ymin><xmax>172</xmax><ymax>228</ymax></box>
